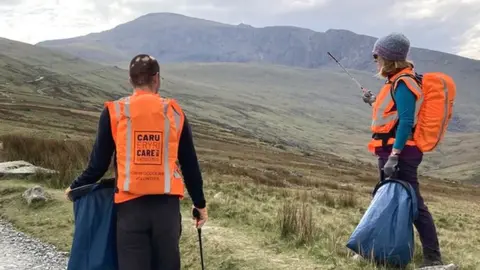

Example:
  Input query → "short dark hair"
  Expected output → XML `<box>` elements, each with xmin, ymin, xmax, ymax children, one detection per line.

<box><xmin>129</xmin><ymin>54</ymin><xmax>160</xmax><ymax>87</ymax></box>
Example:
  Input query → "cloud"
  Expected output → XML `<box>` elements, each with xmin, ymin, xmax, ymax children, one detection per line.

<box><xmin>0</xmin><ymin>0</ymin><xmax>116</xmax><ymax>43</ymax></box>
<box><xmin>0</xmin><ymin>0</ymin><xmax>479</xmax><ymax>60</ymax></box>
<box><xmin>390</xmin><ymin>0</ymin><xmax>448</xmax><ymax>20</ymax></box>
<box><xmin>384</xmin><ymin>0</ymin><xmax>480</xmax><ymax>59</ymax></box>
<box><xmin>456</xmin><ymin>22</ymin><xmax>480</xmax><ymax>58</ymax></box>
<box><xmin>0</xmin><ymin>0</ymin><xmax>24</xmax><ymax>6</ymax></box>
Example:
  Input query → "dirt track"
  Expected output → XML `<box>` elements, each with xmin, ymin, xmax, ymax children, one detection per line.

<box><xmin>0</xmin><ymin>220</ymin><xmax>68</xmax><ymax>270</ymax></box>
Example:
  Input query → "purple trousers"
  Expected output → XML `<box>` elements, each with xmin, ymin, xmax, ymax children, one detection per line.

<box><xmin>375</xmin><ymin>145</ymin><xmax>441</xmax><ymax>260</ymax></box>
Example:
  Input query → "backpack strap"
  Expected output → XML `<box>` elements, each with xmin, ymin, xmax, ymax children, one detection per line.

<box><xmin>388</xmin><ymin>72</ymin><xmax>422</xmax><ymax>141</ymax></box>
<box><xmin>389</xmin><ymin>73</ymin><xmax>422</xmax><ymax>102</ymax></box>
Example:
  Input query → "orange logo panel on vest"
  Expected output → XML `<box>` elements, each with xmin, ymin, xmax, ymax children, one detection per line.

<box><xmin>134</xmin><ymin>131</ymin><xmax>163</xmax><ymax>165</ymax></box>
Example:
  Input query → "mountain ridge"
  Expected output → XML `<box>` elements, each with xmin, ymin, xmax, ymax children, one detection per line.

<box><xmin>36</xmin><ymin>13</ymin><xmax>480</xmax><ymax>131</ymax></box>
<box><xmin>35</xmin><ymin>12</ymin><xmax>478</xmax><ymax>61</ymax></box>
<box><xmin>35</xmin><ymin>13</ymin><xmax>480</xmax><ymax>113</ymax></box>
<box><xmin>36</xmin><ymin>12</ymin><xmax>480</xmax><ymax>65</ymax></box>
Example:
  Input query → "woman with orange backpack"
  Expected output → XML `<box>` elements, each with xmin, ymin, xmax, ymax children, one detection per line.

<box><xmin>361</xmin><ymin>32</ymin><xmax>456</xmax><ymax>267</ymax></box>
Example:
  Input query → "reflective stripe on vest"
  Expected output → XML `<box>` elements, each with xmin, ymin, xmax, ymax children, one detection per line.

<box><xmin>434</xmin><ymin>76</ymin><xmax>450</xmax><ymax>149</ymax></box>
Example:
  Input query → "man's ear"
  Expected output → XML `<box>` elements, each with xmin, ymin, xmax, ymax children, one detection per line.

<box><xmin>151</xmin><ymin>73</ymin><xmax>160</xmax><ymax>90</ymax></box>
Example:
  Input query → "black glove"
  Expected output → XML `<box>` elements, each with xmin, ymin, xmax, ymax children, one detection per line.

<box><xmin>383</xmin><ymin>154</ymin><xmax>399</xmax><ymax>178</ymax></box>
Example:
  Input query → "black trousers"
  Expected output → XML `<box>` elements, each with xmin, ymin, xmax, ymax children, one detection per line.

<box><xmin>116</xmin><ymin>195</ymin><xmax>182</xmax><ymax>270</ymax></box>
<box><xmin>377</xmin><ymin>155</ymin><xmax>441</xmax><ymax>260</ymax></box>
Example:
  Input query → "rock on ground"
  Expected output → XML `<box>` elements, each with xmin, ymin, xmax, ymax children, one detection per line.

<box><xmin>0</xmin><ymin>220</ymin><xmax>68</xmax><ymax>270</ymax></box>
<box><xmin>0</xmin><ymin>161</ymin><xmax>57</xmax><ymax>177</ymax></box>
<box><xmin>22</xmin><ymin>185</ymin><xmax>48</xmax><ymax>205</ymax></box>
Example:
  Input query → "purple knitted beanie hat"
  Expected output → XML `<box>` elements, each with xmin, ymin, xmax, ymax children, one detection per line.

<box><xmin>372</xmin><ymin>32</ymin><xmax>410</xmax><ymax>61</ymax></box>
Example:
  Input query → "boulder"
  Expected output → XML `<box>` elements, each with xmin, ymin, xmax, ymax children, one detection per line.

<box><xmin>22</xmin><ymin>185</ymin><xmax>48</xmax><ymax>205</ymax></box>
<box><xmin>0</xmin><ymin>161</ymin><xmax>57</xmax><ymax>178</ymax></box>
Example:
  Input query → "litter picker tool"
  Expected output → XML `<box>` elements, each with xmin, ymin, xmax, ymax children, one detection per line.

<box><xmin>327</xmin><ymin>52</ymin><xmax>368</xmax><ymax>93</ymax></box>
<box><xmin>327</xmin><ymin>52</ymin><xmax>373</xmax><ymax>106</ymax></box>
<box><xmin>192</xmin><ymin>208</ymin><xmax>205</xmax><ymax>270</ymax></box>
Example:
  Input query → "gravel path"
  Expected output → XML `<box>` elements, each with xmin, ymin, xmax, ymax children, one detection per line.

<box><xmin>0</xmin><ymin>220</ymin><xmax>68</xmax><ymax>270</ymax></box>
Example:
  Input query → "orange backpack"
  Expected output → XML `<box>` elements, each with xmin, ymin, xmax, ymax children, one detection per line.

<box><xmin>392</xmin><ymin>72</ymin><xmax>456</xmax><ymax>152</ymax></box>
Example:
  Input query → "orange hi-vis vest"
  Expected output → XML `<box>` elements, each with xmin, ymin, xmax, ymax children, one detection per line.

<box><xmin>368</xmin><ymin>67</ymin><xmax>456</xmax><ymax>154</ymax></box>
<box><xmin>105</xmin><ymin>90</ymin><xmax>186</xmax><ymax>204</ymax></box>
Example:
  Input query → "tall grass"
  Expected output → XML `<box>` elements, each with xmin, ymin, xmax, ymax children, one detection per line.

<box><xmin>0</xmin><ymin>134</ymin><xmax>96</xmax><ymax>188</ymax></box>
<box><xmin>279</xmin><ymin>194</ymin><xmax>317</xmax><ymax>246</ymax></box>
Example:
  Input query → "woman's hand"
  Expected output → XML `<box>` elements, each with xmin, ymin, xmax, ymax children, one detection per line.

<box><xmin>362</xmin><ymin>90</ymin><xmax>376</xmax><ymax>105</ymax></box>
<box><xmin>383</xmin><ymin>153</ymin><xmax>399</xmax><ymax>178</ymax></box>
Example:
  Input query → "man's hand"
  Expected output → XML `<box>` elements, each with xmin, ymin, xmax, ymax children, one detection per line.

<box><xmin>64</xmin><ymin>187</ymin><xmax>72</xmax><ymax>201</ymax></box>
<box><xmin>383</xmin><ymin>154</ymin><xmax>399</xmax><ymax>178</ymax></box>
<box><xmin>362</xmin><ymin>90</ymin><xmax>376</xmax><ymax>105</ymax></box>
<box><xmin>192</xmin><ymin>206</ymin><xmax>208</xmax><ymax>229</ymax></box>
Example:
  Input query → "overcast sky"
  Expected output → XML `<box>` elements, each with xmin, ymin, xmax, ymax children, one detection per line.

<box><xmin>1</xmin><ymin>0</ymin><xmax>479</xmax><ymax>60</ymax></box>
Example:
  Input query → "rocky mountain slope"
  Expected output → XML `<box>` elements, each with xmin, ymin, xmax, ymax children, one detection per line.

<box><xmin>36</xmin><ymin>13</ymin><xmax>480</xmax><ymax>133</ymax></box>
<box><xmin>36</xmin><ymin>13</ymin><xmax>479</xmax><ymax>73</ymax></box>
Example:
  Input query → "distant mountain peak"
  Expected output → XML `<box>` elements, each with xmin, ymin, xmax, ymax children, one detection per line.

<box><xmin>142</xmin><ymin>12</ymin><xmax>188</xmax><ymax>17</ymax></box>
<box><xmin>237</xmin><ymin>23</ymin><xmax>253</xmax><ymax>28</ymax></box>
<box><xmin>325</xmin><ymin>28</ymin><xmax>356</xmax><ymax>35</ymax></box>
<box><xmin>131</xmin><ymin>12</ymin><xmax>229</xmax><ymax>26</ymax></box>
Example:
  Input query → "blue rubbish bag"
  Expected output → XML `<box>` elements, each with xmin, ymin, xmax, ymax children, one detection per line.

<box><xmin>346</xmin><ymin>178</ymin><xmax>418</xmax><ymax>267</ymax></box>
<box><xmin>67</xmin><ymin>178</ymin><xmax>118</xmax><ymax>270</ymax></box>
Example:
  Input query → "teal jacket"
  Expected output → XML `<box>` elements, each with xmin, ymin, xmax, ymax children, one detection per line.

<box><xmin>392</xmin><ymin>80</ymin><xmax>416</xmax><ymax>150</ymax></box>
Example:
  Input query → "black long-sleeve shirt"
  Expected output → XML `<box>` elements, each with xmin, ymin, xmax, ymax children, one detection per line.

<box><xmin>70</xmin><ymin>107</ymin><xmax>206</xmax><ymax>208</ymax></box>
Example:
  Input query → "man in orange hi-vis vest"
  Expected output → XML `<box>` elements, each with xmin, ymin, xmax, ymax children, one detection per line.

<box><xmin>65</xmin><ymin>54</ymin><xmax>208</xmax><ymax>270</ymax></box>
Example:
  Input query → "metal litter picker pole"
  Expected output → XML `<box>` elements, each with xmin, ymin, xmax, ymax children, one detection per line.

<box><xmin>327</xmin><ymin>52</ymin><xmax>367</xmax><ymax>93</ymax></box>
<box><xmin>192</xmin><ymin>208</ymin><xmax>205</xmax><ymax>270</ymax></box>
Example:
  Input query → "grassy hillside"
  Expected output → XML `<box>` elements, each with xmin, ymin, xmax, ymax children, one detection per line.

<box><xmin>1</xmin><ymin>37</ymin><xmax>479</xmax><ymax>181</ymax></box>
<box><xmin>157</xmin><ymin>63</ymin><xmax>480</xmax><ymax>181</ymax></box>
<box><xmin>1</xmin><ymin>37</ymin><xmax>480</xmax><ymax>269</ymax></box>
<box><xmin>1</xmin><ymin>105</ymin><xmax>479</xmax><ymax>270</ymax></box>
<box><xmin>0</xmin><ymin>37</ymin><xmax>131</xmax><ymax>110</ymax></box>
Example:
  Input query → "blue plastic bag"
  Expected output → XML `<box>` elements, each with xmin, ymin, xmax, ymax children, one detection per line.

<box><xmin>67</xmin><ymin>178</ymin><xmax>118</xmax><ymax>270</ymax></box>
<box><xmin>346</xmin><ymin>178</ymin><xmax>418</xmax><ymax>267</ymax></box>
